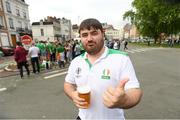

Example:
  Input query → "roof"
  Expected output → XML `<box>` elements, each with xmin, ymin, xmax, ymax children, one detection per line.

<box><xmin>32</xmin><ymin>22</ymin><xmax>53</xmax><ymax>25</ymax></box>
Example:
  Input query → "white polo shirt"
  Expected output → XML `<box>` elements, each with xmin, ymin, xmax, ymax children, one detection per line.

<box><xmin>65</xmin><ymin>46</ymin><xmax>140</xmax><ymax>119</ymax></box>
<box><xmin>28</xmin><ymin>46</ymin><xmax>40</xmax><ymax>58</ymax></box>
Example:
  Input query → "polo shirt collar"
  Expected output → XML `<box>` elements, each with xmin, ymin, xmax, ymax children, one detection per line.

<box><xmin>81</xmin><ymin>47</ymin><xmax>108</xmax><ymax>69</ymax></box>
<box><xmin>82</xmin><ymin>46</ymin><xmax>109</xmax><ymax>61</ymax></box>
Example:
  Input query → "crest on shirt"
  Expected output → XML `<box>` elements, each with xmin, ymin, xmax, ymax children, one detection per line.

<box><xmin>101</xmin><ymin>69</ymin><xmax>111</xmax><ymax>80</ymax></box>
<box><xmin>75</xmin><ymin>67</ymin><xmax>82</xmax><ymax>78</ymax></box>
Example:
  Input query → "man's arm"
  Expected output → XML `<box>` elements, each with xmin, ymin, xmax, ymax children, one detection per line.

<box><xmin>64</xmin><ymin>82</ymin><xmax>76</xmax><ymax>100</ymax></box>
<box><xmin>119</xmin><ymin>88</ymin><xmax>142</xmax><ymax>109</ymax></box>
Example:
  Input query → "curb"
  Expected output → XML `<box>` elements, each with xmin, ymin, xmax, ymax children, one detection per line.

<box><xmin>0</xmin><ymin>69</ymin><xmax>4</xmax><ymax>72</ymax></box>
<box><xmin>4</xmin><ymin>66</ymin><xmax>18</xmax><ymax>72</ymax></box>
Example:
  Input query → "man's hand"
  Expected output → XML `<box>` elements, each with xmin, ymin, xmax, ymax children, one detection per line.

<box><xmin>103</xmin><ymin>79</ymin><xmax>129</xmax><ymax>108</ymax></box>
<box><xmin>70</xmin><ymin>91</ymin><xmax>88</xmax><ymax>109</ymax></box>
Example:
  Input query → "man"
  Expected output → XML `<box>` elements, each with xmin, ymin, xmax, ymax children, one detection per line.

<box><xmin>64</xmin><ymin>18</ymin><xmax>142</xmax><ymax>119</ymax></box>
<box><xmin>28</xmin><ymin>42</ymin><xmax>40</xmax><ymax>73</ymax></box>
<box><xmin>14</xmin><ymin>41</ymin><xmax>30</xmax><ymax>78</ymax></box>
<box><xmin>56</xmin><ymin>43</ymin><xmax>65</xmax><ymax>68</ymax></box>
<box><xmin>124</xmin><ymin>39</ymin><xmax>128</xmax><ymax>50</ymax></box>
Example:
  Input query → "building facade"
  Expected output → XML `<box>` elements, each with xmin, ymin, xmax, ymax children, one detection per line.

<box><xmin>0</xmin><ymin>0</ymin><xmax>10</xmax><ymax>46</ymax></box>
<box><xmin>32</xmin><ymin>16</ymin><xmax>72</xmax><ymax>43</ymax></box>
<box><xmin>2</xmin><ymin>0</ymin><xmax>31</xmax><ymax>46</ymax></box>
<box><xmin>123</xmin><ymin>23</ymin><xmax>139</xmax><ymax>40</ymax></box>
<box><xmin>60</xmin><ymin>17</ymin><xmax>72</xmax><ymax>41</ymax></box>
<box><xmin>72</xmin><ymin>24</ymin><xmax>79</xmax><ymax>39</ymax></box>
<box><xmin>32</xmin><ymin>19</ymin><xmax>60</xmax><ymax>42</ymax></box>
<box><xmin>102</xmin><ymin>23</ymin><xmax>123</xmax><ymax>40</ymax></box>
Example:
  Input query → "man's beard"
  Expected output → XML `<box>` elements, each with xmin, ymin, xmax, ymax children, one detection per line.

<box><xmin>83</xmin><ymin>41</ymin><xmax>104</xmax><ymax>55</ymax></box>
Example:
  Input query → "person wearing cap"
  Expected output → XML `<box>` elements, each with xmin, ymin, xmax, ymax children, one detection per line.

<box><xmin>64</xmin><ymin>18</ymin><xmax>142</xmax><ymax>119</ymax></box>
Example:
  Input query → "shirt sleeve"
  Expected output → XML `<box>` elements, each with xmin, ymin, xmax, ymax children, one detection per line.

<box><xmin>119</xmin><ymin>56</ymin><xmax>140</xmax><ymax>90</ymax></box>
<box><xmin>65</xmin><ymin>61</ymin><xmax>76</xmax><ymax>84</ymax></box>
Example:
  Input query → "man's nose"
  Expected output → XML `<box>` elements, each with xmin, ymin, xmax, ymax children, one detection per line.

<box><xmin>87</xmin><ymin>34</ymin><xmax>93</xmax><ymax>41</ymax></box>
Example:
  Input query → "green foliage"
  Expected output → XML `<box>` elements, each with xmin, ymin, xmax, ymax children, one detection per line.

<box><xmin>123</xmin><ymin>0</ymin><xmax>180</xmax><ymax>43</ymax></box>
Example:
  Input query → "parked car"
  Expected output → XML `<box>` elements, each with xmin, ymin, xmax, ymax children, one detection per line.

<box><xmin>0</xmin><ymin>46</ymin><xmax>15</xmax><ymax>56</ymax></box>
<box><xmin>0</xmin><ymin>50</ymin><xmax>4</xmax><ymax>57</ymax></box>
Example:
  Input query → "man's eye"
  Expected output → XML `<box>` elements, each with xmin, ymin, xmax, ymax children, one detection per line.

<box><xmin>81</xmin><ymin>34</ymin><xmax>88</xmax><ymax>37</ymax></box>
<box><xmin>92</xmin><ymin>31</ymin><xmax>98</xmax><ymax>35</ymax></box>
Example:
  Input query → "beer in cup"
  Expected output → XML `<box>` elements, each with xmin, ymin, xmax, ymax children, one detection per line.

<box><xmin>77</xmin><ymin>85</ymin><xmax>91</xmax><ymax>108</ymax></box>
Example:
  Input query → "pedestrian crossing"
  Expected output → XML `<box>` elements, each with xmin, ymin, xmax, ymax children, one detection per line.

<box><xmin>43</xmin><ymin>68</ymin><xmax>68</xmax><ymax>79</ymax></box>
<box><xmin>124</xmin><ymin>47</ymin><xmax>164</xmax><ymax>54</ymax></box>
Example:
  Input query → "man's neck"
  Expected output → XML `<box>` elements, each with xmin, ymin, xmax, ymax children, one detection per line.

<box><xmin>87</xmin><ymin>47</ymin><xmax>105</xmax><ymax>64</ymax></box>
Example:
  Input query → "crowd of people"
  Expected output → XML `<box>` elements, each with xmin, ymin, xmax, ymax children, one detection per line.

<box><xmin>35</xmin><ymin>39</ymin><xmax>85</xmax><ymax>68</ymax></box>
<box><xmin>14</xmin><ymin>39</ymin><xmax>86</xmax><ymax>78</ymax></box>
<box><xmin>105</xmin><ymin>39</ymin><xmax>128</xmax><ymax>50</ymax></box>
<box><xmin>14</xmin><ymin>37</ymin><xmax>129</xmax><ymax>78</ymax></box>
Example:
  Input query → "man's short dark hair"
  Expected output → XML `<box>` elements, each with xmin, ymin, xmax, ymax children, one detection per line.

<box><xmin>79</xmin><ymin>18</ymin><xmax>103</xmax><ymax>33</ymax></box>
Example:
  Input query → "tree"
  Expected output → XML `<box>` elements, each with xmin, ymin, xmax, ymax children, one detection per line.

<box><xmin>123</xmin><ymin>0</ymin><xmax>180</xmax><ymax>44</ymax></box>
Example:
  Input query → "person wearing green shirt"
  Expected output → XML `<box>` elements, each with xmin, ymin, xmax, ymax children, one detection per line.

<box><xmin>56</xmin><ymin>43</ymin><xmax>65</xmax><ymax>68</ymax></box>
<box><xmin>46</xmin><ymin>42</ymin><xmax>53</xmax><ymax>61</ymax></box>
<box><xmin>40</xmin><ymin>42</ymin><xmax>46</xmax><ymax>60</ymax></box>
<box><xmin>51</xmin><ymin>43</ymin><xmax>56</xmax><ymax>62</ymax></box>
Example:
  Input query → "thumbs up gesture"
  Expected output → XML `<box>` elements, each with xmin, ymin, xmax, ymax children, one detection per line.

<box><xmin>103</xmin><ymin>79</ymin><xmax>129</xmax><ymax>108</ymax></box>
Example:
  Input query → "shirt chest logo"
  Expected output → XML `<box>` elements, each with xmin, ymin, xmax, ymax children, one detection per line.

<box><xmin>101</xmin><ymin>69</ymin><xmax>111</xmax><ymax>80</ymax></box>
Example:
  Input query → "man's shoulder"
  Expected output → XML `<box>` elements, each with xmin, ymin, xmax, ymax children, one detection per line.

<box><xmin>108</xmin><ymin>49</ymin><xmax>128</xmax><ymax>56</ymax></box>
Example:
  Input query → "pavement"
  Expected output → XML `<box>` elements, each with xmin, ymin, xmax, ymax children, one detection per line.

<box><xmin>0</xmin><ymin>56</ymin><xmax>18</xmax><ymax>79</ymax></box>
<box><xmin>0</xmin><ymin>56</ymin><xmax>15</xmax><ymax>71</ymax></box>
<box><xmin>0</xmin><ymin>55</ymin><xmax>70</xmax><ymax>78</ymax></box>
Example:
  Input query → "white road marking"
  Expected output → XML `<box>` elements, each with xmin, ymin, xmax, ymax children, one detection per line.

<box><xmin>126</xmin><ymin>47</ymin><xmax>165</xmax><ymax>54</ymax></box>
<box><xmin>131</xmin><ymin>49</ymin><xmax>144</xmax><ymax>52</ymax></box>
<box><xmin>126</xmin><ymin>50</ymin><xmax>135</xmax><ymax>53</ymax></box>
<box><xmin>43</xmin><ymin>68</ymin><xmax>68</xmax><ymax>75</ymax></box>
<box><xmin>44</xmin><ymin>71</ymin><xmax>68</xmax><ymax>79</ymax></box>
<box><xmin>0</xmin><ymin>87</ymin><xmax>7</xmax><ymax>92</ymax></box>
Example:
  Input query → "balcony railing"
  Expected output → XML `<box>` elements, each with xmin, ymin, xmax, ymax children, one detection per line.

<box><xmin>0</xmin><ymin>25</ymin><xmax>4</xmax><ymax>29</ymax></box>
<box><xmin>16</xmin><ymin>27</ymin><xmax>32</xmax><ymax>34</ymax></box>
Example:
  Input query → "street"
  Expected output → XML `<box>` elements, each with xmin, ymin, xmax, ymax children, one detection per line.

<box><xmin>0</xmin><ymin>46</ymin><xmax>180</xmax><ymax>119</ymax></box>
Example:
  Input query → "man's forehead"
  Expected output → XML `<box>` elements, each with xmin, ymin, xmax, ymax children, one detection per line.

<box><xmin>80</xmin><ymin>27</ymin><xmax>100</xmax><ymax>33</ymax></box>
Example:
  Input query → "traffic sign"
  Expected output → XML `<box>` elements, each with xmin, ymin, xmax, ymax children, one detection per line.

<box><xmin>21</xmin><ymin>35</ymin><xmax>32</xmax><ymax>45</ymax></box>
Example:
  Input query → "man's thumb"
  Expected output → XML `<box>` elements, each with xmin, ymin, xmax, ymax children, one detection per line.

<box><xmin>117</xmin><ymin>79</ymin><xmax>129</xmax><ymax>90</ymax></box>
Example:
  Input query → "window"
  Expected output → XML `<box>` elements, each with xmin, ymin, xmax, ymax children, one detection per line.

<box><xmin>16</xmin><ymin>9</ymin><xmax>20</xmax><ymax>16</ymax></box>
<box><xmin>6</xmin><ymin>1</ymin><xmax>11</xmax><ymax>13</ymax></box>
<box><xmin>0</xmin><ymin>16</ymin><xmax>4</xmax><ymax>27</ymax></box>
<box><xmin>0</xmin><ymin>2</ymin><xmax>2</xmax><ymax>11</ymax></box>
<box><xmin>9</xmin><ymin>18</ymin><xmax>14</xmax><ymax>29</ymax></box>
<box><xmin>25</xmin><ymin>23</ymin><xmax>28</xmax><ymax>30</ymax></box>
<box><xmin>23</xmin><ymin>12</ymin><xmax>26</xmax><ymax>18</ymax></box>
<box><xmin>18</xmin><ymin>21</ymin><xmax>22</xmax><ymax>28</ymax></box>
<box><xmin>40</xmin><ymin>29</ymin><xmax>44</xmax><ymax>36</ymax></box>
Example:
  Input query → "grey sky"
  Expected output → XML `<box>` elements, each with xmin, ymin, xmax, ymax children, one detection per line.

<box><xmin>26</xmin><ymin>0</ymin><xmax>133</xmax><ymax>29</ymax></box>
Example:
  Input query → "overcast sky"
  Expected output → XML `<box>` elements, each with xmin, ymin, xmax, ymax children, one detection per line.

<box><xmin>25</xmin><ymin>0</ymin><xmax>133</xmax><ymax>29</ymax></box>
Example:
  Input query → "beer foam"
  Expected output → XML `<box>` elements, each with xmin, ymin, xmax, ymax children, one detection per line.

<box><xmin>77</xmin><ymin>85</ymin><xmax>90</xmax><ymax>94</ymax></box>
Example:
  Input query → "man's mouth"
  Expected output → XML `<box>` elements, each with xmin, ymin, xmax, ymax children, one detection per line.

<box><xmin>87</xmin><ymin>42</ymin><xmax>95</xmax><ymax>46</ymax></box>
